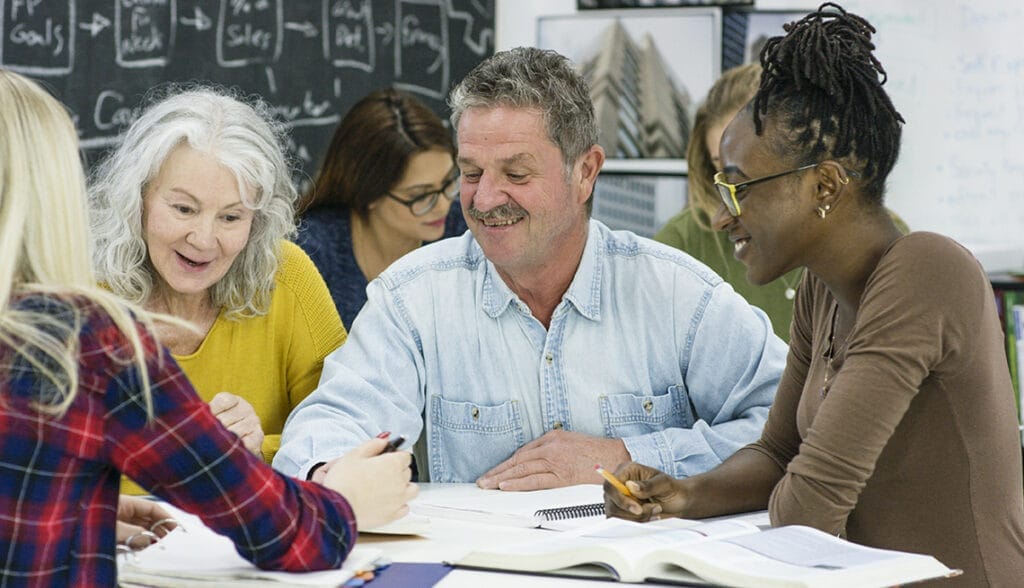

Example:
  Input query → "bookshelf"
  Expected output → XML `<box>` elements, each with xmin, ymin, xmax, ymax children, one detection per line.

<box><xmin>990</xmin><ymin>273</ymin><xmax>1024</xmax><ymax>449</ymax></box>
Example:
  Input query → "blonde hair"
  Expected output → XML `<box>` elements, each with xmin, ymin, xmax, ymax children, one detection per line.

<box><xmin>0</xmin><ymin>70</ymin><xmax>161</xmax><ymax>417</ymax></box>
<box><xmin>89</xmin><ymin>87</ymin><xmax>297</xmax><ymax>320</ymax></box>
<box><xmin>687</xmin><ymin>63</ymin><xmax>762</xmax><ymax>230</ymax></box>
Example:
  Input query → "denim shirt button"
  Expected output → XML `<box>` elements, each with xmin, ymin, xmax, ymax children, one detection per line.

<box><xmin>642</xmin><ymin>399</ymin><xmax>654</xmax><ymax>413</ymax></box>
<box><xmin>471</xmin><ymin>407</ymin><xmax>480</xmax><ymax>419</ymax></box>
<box><xmin>544</xmin><ymin>353</ymin><xmax>553</xmax><ymax>365</ymax></box>
<box><xmin>552</xmin><ymin>420</ymin><xmax>563</xmax><ymax>430</ymax></box>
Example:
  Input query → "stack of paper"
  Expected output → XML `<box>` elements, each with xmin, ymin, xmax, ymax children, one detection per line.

<box><xmin>410</xmin><ymin>483</ymin><xmax>606</xmax><ymax>530</ymax></box>
<box><xmin>118</xmin><ymin>503</ymin><xmax>382</xmax><ymax>587</ymax></box>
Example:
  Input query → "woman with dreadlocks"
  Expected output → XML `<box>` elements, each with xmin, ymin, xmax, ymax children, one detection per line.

<box><xmin>603</xmin><ymin>4</ymin><xmax>1024</xmax><ymax>584</ymax></box>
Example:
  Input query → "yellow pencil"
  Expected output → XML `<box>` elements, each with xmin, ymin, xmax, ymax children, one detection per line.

<box><xmin>594</xmin><ymin>464</ymin><xmax>634</xmax><ymax>498</ymax></box>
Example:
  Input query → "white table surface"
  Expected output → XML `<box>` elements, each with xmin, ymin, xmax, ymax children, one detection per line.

<box><xmin>129</xmin><ymin>485</ymin><xmax>766</xmax><ymax>587</ymax></box>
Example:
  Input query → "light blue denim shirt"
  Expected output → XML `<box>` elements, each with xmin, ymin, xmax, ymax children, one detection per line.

<box><xmin>276</xmin><ymin>220</ymin><xmax>787</xmax><ymax>482</ymax></box>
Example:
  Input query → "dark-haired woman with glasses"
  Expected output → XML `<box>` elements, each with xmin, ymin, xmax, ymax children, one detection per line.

<box><xmin>297</xmin><ymin>89</ymin><xmax>467</xmax><ymax>328</ymax></box>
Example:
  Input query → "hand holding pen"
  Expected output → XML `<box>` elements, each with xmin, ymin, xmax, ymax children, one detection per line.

<box><xmin>321</xmin><ymin>433</ymin><xmax>419</xmax><ymax>529</ymax></box>
<box><xmin>309</xmin><ymin>432</ymin><xmax>407</xmax><ymax>483</ymax></box>
<box><xmin>380</xmin><ymin>432</ymin><xmax>407</xmax><ymax>454</ymax></box>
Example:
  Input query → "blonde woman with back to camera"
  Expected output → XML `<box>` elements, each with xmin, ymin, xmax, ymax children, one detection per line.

<box><xmin>89</xmin><ymin>87</ymin><xmax>346</xmax><ymax>488</ymax></box>
<box><xmin>0</xmin><ymin>69</ymin><xmax>416</xmax><ymax>586</ymax></box>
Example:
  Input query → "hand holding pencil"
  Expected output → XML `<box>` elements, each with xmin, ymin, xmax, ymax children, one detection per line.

<box><xmin>599</xmin><ymin>462</ymin><xmax>688</xmax><ymax>523</ymax></box>
<box><xmin>595</xmin><ymin>464</ymin><xmax>634</xmax><ymax>498</ymax></box>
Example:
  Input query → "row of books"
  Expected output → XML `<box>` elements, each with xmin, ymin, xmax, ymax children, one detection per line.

<box><xmin>991</xmin><ymin>274</ymin><xmax>1024</xmax><ymax>444</ymax></box>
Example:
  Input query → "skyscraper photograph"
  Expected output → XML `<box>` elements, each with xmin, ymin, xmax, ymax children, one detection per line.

<box><xmin>538</xmin><ymin>10</ymin><xmax>720</xmax><ymax>162</ymax></box>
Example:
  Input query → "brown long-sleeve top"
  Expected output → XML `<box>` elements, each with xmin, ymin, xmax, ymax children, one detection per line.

<box><xmin>745</xmin><ymin>232</ymin><xmax>1024</xmax><ymax>587</ymax></box>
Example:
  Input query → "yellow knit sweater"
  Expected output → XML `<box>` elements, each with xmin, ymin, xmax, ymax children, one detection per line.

<box><xmin>123</xmin><ymin>241</ymin><xmax>346</xmax><ymax>494</ymax></box>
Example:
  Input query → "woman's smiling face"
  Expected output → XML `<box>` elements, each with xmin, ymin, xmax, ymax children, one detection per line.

<box><xmin>142</xmin><ymin>145</ymin><xmax>254</xmax><ymax>300</ymax></box>
<box><xmin>713</xmin><ymin>111</ymin><xmax>820</xmax><ymax>287</ymax></box>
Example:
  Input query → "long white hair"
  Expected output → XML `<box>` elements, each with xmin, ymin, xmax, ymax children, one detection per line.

<box><xmin>89</xmin><ymin>87</ymin><xmax>297</xmax><ymax>319</ymax></box>
<box><xmin>0</xmin><ymin>69</ymin><xmax>156</xmax><ymax>416</ymax></box>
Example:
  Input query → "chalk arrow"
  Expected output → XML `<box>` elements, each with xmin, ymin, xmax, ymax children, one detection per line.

<box><xmin>375</xmin><ymin>22</ymin><xmax>394</xmax><ymax>45</ymax></box>
<box><xmin>285</xmin><ymin>21</ymin><xmax>318</xmax><ymax>38</ymax></box>
<box><xmin>78</xmin><ymin>13</ymin><xmax>111</xmax><ymax>38</ymax></box>
<box><xmin>180</xmin><ymin>7</ymin><xmax>212</xmax><ymax>31</ymax></box>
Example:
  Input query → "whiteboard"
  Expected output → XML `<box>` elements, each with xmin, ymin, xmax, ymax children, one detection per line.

<box><xmin>840</xmin><ymin>0</ymin><xmax>1024</xmax><ymax>264</ymax></box>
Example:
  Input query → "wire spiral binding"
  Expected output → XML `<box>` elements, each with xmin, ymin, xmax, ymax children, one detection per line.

<box><xmin>534</xmin><ymin>502</ymin><xmax>604</xmax><ymax>521</ymax></box>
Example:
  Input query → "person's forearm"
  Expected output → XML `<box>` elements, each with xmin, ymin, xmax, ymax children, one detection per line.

<box><xmin>678</xmin><ymin>447</ymin><xmax>783</xmax><ymax>519</ymax></box>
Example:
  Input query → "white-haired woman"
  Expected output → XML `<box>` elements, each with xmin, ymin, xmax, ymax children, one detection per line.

<box><xmin>0</xmin><ymin>69</ymin><xmax>415</xmax><ymax>585</ymax></box>
<box><xmin>90</xmin><ymin>87</ymin><xmax>344</xmax><ymax>480</ymax></box>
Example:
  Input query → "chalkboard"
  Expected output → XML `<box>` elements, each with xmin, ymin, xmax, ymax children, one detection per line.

<box><xmin>0</xmin><ymin>0</ymin><xmax>494</xmax><ymax>182</ymax></box>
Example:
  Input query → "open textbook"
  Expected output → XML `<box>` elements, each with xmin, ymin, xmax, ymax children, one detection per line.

<box><xmin>118</xmin><ymin>503</ymin><xmax>383</xmax><ymax>587</ymax></box>
<box><xmin>452</xmin><ymin>516</ymin><xmax>959</xmax><ymax>587</ymax></box>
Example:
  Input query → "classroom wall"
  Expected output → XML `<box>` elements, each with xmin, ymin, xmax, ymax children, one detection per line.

<box><xmin>495</xmin><ymin>0</ymin><xmax>1024</xmax><ymax>270</ymax></box>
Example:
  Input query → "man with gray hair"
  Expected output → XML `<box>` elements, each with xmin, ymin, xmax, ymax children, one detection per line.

<box><xmin>276</xmin><ymin>47</ymin><xmax>786</xmax><ymax>490</ymax></box>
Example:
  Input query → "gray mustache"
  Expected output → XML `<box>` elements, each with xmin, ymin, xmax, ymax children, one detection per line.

<box><xmin>466</xmin><ymin>203</ymin><xmax>528</xmax><ymax>221</ymax></box>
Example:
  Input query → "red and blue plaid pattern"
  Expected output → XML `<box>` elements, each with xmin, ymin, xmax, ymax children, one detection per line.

<box><xmin>0</xmin><ymin>295</ymin><xmax>356</xmax><ymax>586</ymax></box>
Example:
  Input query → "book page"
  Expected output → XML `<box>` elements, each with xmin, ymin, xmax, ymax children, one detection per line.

<box><xmin>411</xmin><ymin>483</ymin><xmax>605</xmax><ymax>528</ymax></box>
<box><xmin>618</xmin><ymin>519</ymin><xmax>760</xmax><ymax>570</ymax></box>
<box><xmin>650</xmin><ymin>526</ymin><xmax>953</xmax><ymax>588</ymax></box>
<box><xmin>725</xmin><ymin>526</ymin><xmax>901</xmax><ymax>569</ymax></box>
<box><xmin>457</xmin><ymin>519</ymin><xmax>953</xmax><ymax>587</ymax></box>
<box><xmin>454</xmin><ymin>518</ymin><xmax>663</xmax><ymax>581</ymax></box>
<box><xmin>455</xmin><ymin>516</ymin><xmax>757</xmax><ymax>582</ymax></box>
<box><xmin>118</xmin><ymin>503</ymin><xmax>381</xmax><ymax>586</ymax></box>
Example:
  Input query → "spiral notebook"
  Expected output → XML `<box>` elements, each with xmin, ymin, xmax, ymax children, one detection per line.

<box><xmin>410</xmin><ymin>483</ymin><xmax>606</xmax><ymax>530</ymax></box>
<box><xmin>534</xmin><ymin>501</ymin><xmax>605</xmax><ymax>521</ymax></box>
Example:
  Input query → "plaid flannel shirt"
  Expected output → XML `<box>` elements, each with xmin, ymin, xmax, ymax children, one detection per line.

<box><xmin>0</xmin><ymin>295</ymin><xmax>356</xmax><ymax>586</ymax></box>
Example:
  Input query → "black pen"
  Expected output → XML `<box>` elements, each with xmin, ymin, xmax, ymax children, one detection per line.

<box><xmin>381</xmin><ymin>435</ymin><xmax>407</xmax><ymax>453</ymax></box>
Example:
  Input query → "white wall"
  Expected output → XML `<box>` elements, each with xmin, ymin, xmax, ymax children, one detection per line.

<box><xmin>495</xmin><ymin>0</ymin><xmax>576</xmax><ymax>50</ymax></box>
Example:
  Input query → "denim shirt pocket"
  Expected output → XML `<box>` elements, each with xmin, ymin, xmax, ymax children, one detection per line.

<box><xmin>599</xmin><ymin>384</ymin><xmax>695</xmax><ymax>438</ymax></box>
<box><xmin>428</xmin><ymin>395</ymin><xmax>525</xmax><ymax>483</ymax></box>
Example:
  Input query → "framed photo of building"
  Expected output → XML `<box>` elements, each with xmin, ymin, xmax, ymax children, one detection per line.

<box><xmin>591</xmin><ymin>173</ymin><xmax>688</xmax><ymax>238</ymax></box>
<box><xmin>578</xmin><ymin>1</ymin><xmax>751</xmax><ymax>8</ymax></box>
<box><xmin>537</xmin><ymin>9</ymin><xmax>721</xmax><ymax>174</ymax></box>
<box><xmin>720</xmin><ymin>9</ymin><xmax>808</xmax><ymax>69</ymax></box>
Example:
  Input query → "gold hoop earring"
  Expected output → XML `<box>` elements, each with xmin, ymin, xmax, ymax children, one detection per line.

<box><xmin>817</xmin><ymin>204</ymin><xmax>831</xmax><ymax>219</ymax></box>
<box><xmin>840</xmin><ymin>176</ymin><xmax>850</xmax><ymax>185</ymax></box>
